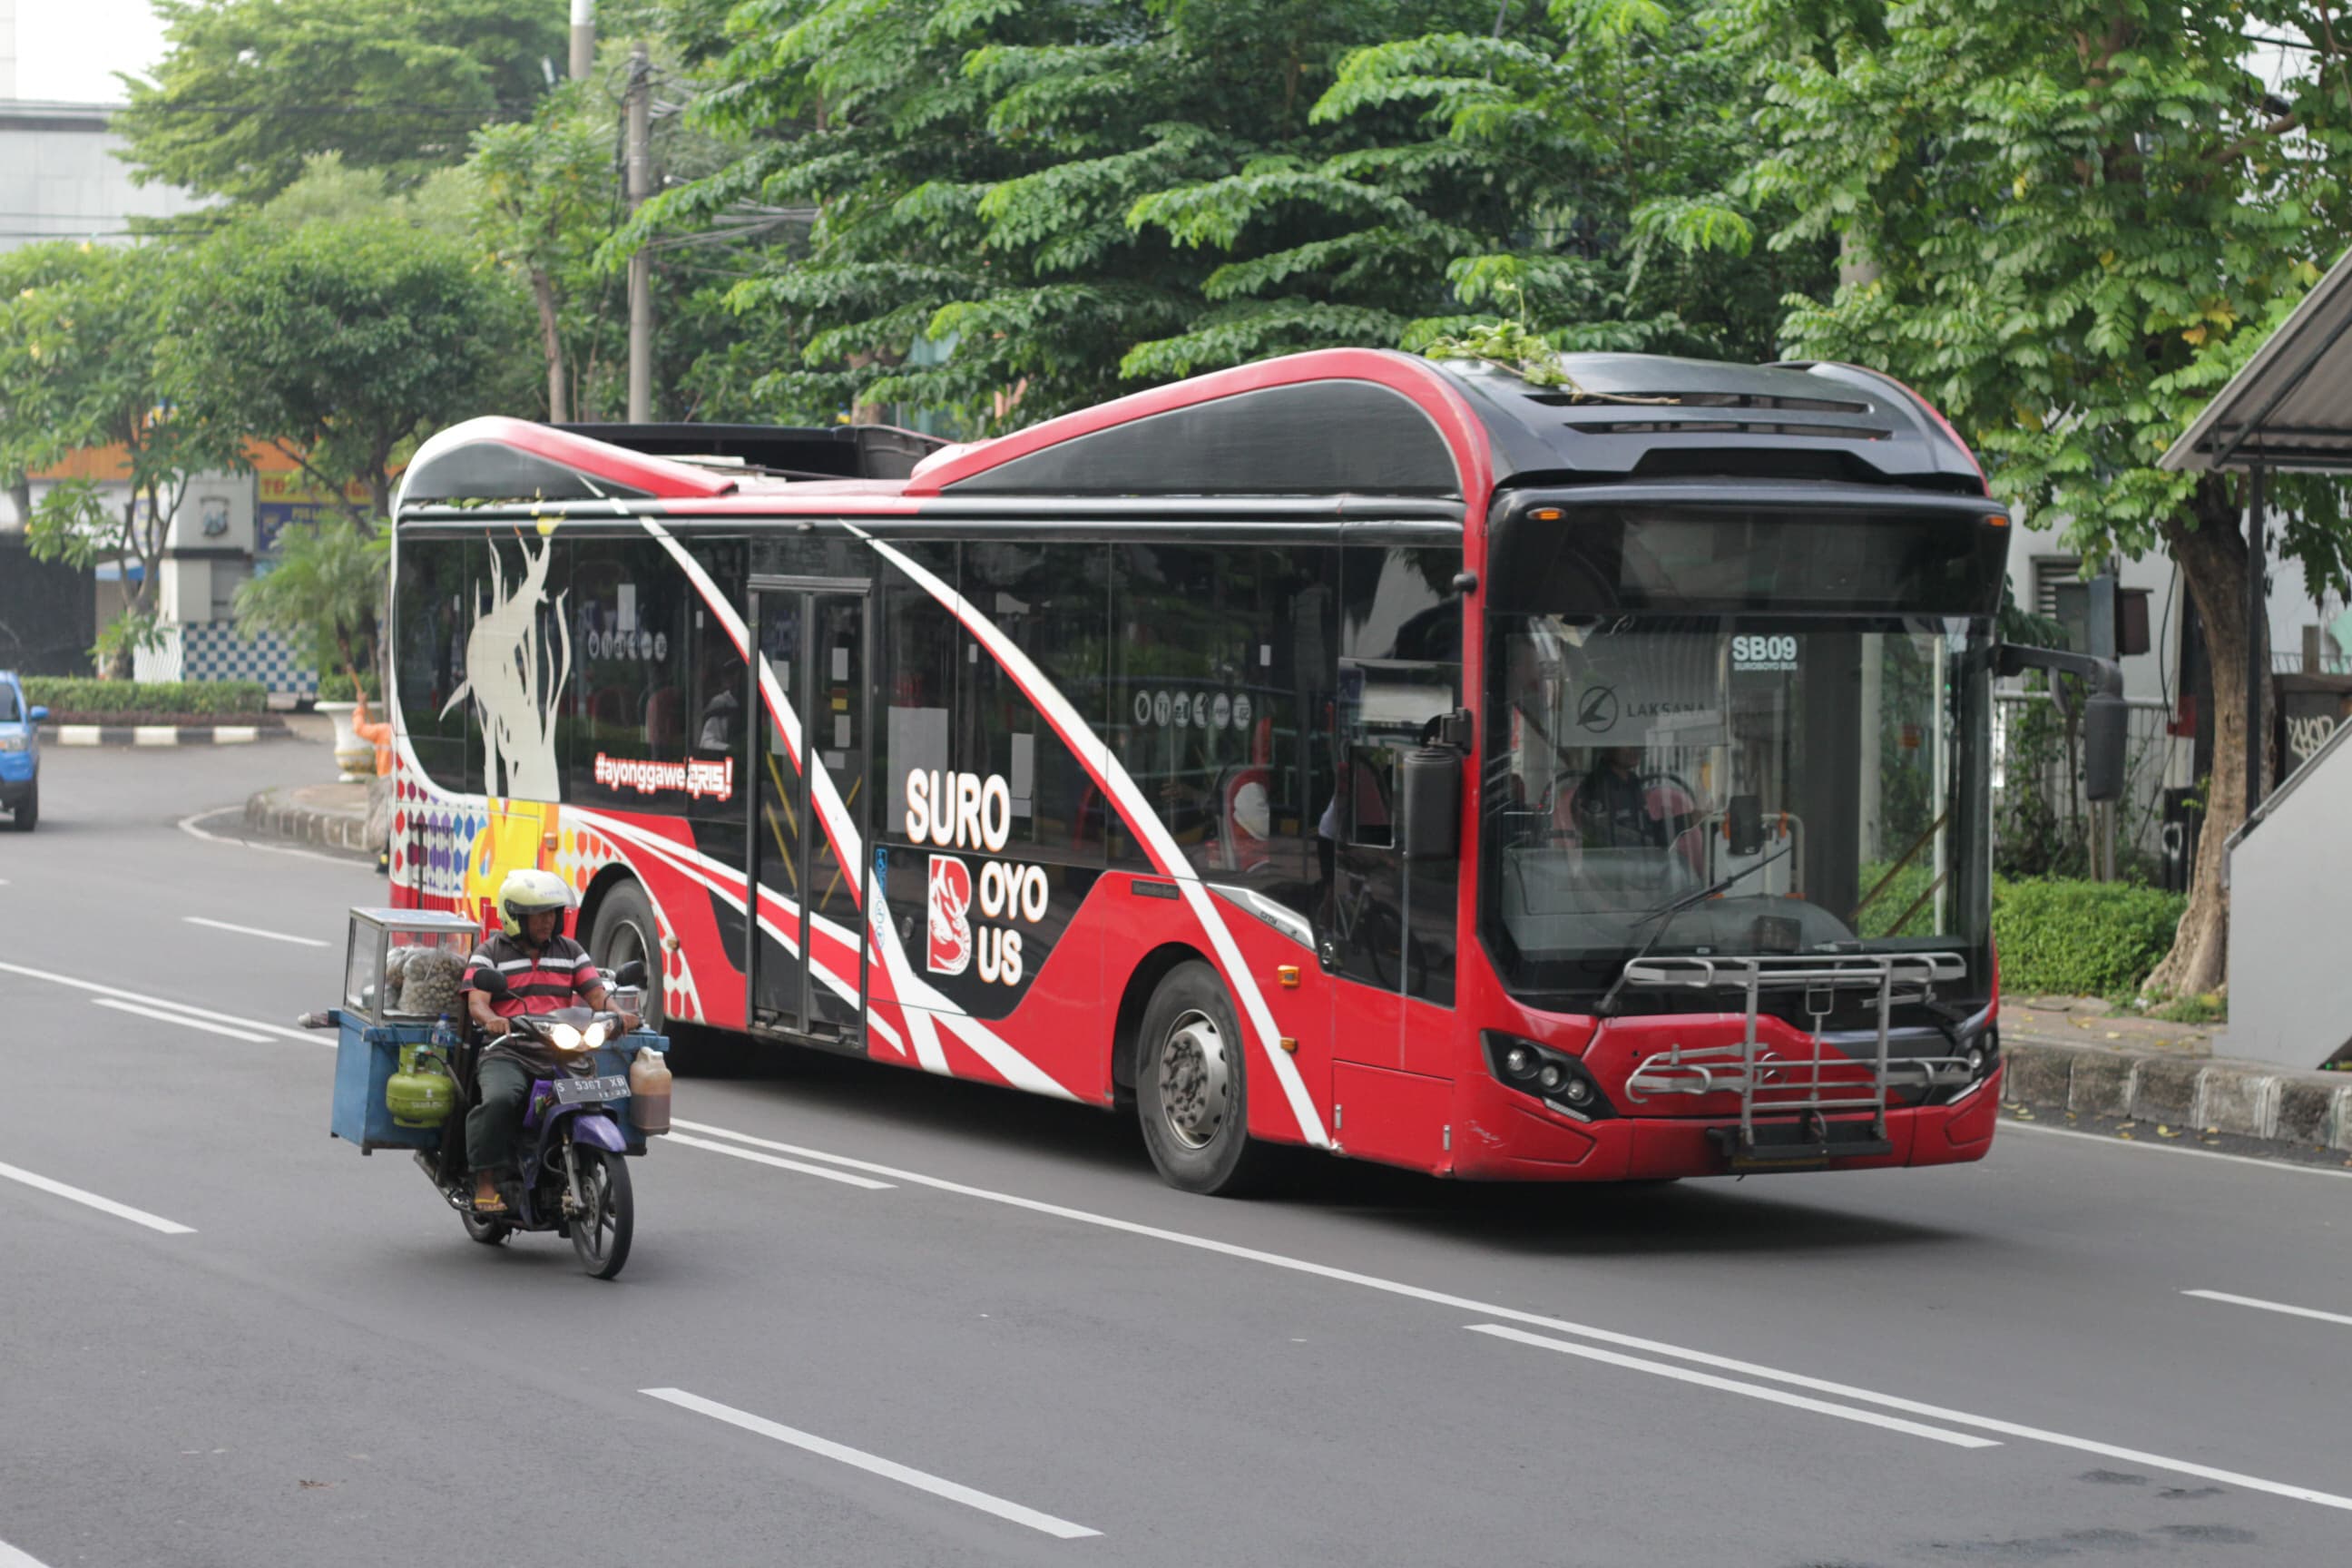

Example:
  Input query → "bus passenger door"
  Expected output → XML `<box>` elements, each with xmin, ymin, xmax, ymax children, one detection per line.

<box><xmin>748</xmin><ymin>582</ymin><xmax>872</xmax><ymax>1044</ymax></box>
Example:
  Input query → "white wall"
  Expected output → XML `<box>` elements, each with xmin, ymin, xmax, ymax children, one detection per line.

<box><xmin>0</xmin><ymin>99</ymin><xmax>206</xmax><ymax>253</ymax></box>
<box><xmin>2229</xmin><ymin>722</ymin><xmax>2352</xmax><ymax>1068</ymax></box>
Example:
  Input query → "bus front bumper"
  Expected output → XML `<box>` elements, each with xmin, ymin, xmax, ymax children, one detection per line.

<box><xmin>1447</xmin><ymin>1063</ymin><xmax>2004</xmax><ymax>1181</ymax></box>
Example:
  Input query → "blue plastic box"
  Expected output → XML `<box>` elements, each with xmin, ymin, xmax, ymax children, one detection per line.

<box><xmin>328</xmin><ymin>1010</ymin><xmax>670</xmax><ymax>1155</ymax></box>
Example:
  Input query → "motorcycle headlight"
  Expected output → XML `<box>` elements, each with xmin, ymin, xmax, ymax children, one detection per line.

<box><xmin>584</xmin><ymin>1020</ymin><xmax>611</xmax><ymax>1049</ymax></box>
<box><xmin>549</xmin><ymin>1023</ymin><xmax>585</xmax><ymax>1052</ymax></box>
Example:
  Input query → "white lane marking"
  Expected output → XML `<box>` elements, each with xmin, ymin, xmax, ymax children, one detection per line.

<box><xmin>0</xmin><ymin>1535</ymin><xmax>55</xmax><ymax>1568</ymax></box>
<box><xmin>672</xmin><ymin>1116</ymin><xmax>2352</xmax><ymax>1514</ymax></box>
<box><xmin>182</xmin><ymin>915</ymin><xmax>330</xmax><ymax>948</ymax></box>
<box><xmin>175</xmin><ymin>806</ymin><xmax>374</xmax><ymax>867</ymax></box>
<box><xmin>2005</xmin><ymin>1119</ymin><xmax>2352</xmax><ymax>1181</ymax></box>
<box><xmin>666</xmin><ymin>1133</ymin><xmax>895</xmax><ymax>1190</ymax></box>
<box><xmin>0</xmin><ymin>1158</ymin><xmax>195</xmax><ymax>1235</ymax></box>
<box><xmin>642</xmin><ymin>1387</ymin><xmax>1099</xmax><ymax>1539</ymax></box>
<box><xmin>0</xmin><ymin>960</ymin><xmax>324</xmax><ymax>1044</ymax></box>
<box><xmin>2184</xmin><ymin>1289</ymin><xmax>2352</xmax><ymax>1329</ymax></box>
<box><xmin>92</xmin><ymin>996</ymin><xmax>273</xmax><ymax>1044</ymax></box>
<box><xmin>1466</xmin><ymin>1325</ymin><xmax>1997</xmax><ymax>1448</ymax></box>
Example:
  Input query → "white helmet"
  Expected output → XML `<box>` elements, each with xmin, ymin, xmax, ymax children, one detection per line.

<box><xmin>496</xmin><ymin>867</ymin><xmax>574</xmax><ymax>937</ymax></box>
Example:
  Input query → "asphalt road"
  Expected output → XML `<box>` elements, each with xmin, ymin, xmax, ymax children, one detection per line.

<box><xmin>2</xmin><ymin>740</ymin><xmax>2348</xmax><ymax>1568</ymax></box>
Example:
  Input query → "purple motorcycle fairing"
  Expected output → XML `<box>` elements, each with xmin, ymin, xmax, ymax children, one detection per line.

<box><xmin>569</xmin><ymin>1112</ymin><xmax>629</xmax><ymax>1154</ymax></box>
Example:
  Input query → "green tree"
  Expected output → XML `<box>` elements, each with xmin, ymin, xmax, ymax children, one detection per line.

<box><xmin>1126</xmin><ymin>0</ymin><xmax>1812</xmax><ymax>377</ymax></box>
<box><xmin>165</xmin><ymin>162</ymin><xmax>534</xmax><ymax>524</ymax></box>
<box><xmin>644</xmin><ymin>0</ymin><xmax>1583</xmax><ymax>428</ymax></box>
<box><xmin>1725</xmin><ymin>1</ymin><xmax>2352</xmax><ymax>994</ymax></box>
<box><xmin>0</xmin><ymin>244</ymin><xmax>243</xmax><ymax>676</ymax></box>
<box><xmin>117</xmin><ymin>0</ymin><xmax>565</xmax><ymax>205</ymax></box>
<box><xmin>232</xmin><ymin>518</ymin><xmax>387</xmax><ymax>688</ymax></box>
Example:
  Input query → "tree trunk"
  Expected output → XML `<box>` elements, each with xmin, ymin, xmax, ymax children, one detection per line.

<box><xmin>533</xmin><ymin>270</ymin><xmax>569</xmax><ymax>424</ymax></box>
<box><xmin>2144</xmin><ymin>475</ymin><xmax>2266</xmax><ymax>997</ymax></box>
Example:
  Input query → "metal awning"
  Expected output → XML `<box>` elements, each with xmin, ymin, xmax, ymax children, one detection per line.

<box><xmin>2162</xmin><ymin>247</ymin><xmax>2352</xmax><ymax>473</ymax></box>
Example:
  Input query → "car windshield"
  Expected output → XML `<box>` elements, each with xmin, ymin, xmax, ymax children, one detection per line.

<box><xmin>1481</xmin><ymin>612</ymin><xmax>1993</xmax><ymax>1001</ymax></box>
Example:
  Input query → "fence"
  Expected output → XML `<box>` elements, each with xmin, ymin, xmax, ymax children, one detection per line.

<box><xmin>132</xmin><ymin>621</ymin><xmax>317</xmax><ymax>698</ymax></box>
<box><xmin>1993</xmin><ymin>691</ymin><xmax>2184</xmax><ymax>883</ymax></box>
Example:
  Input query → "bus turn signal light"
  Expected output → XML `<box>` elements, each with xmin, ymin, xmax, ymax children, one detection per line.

<box><xmin>1277</xmin><ymin>965</ymin><xmax>1299</xmax><ymax>988</ymax></box>
<box><xmin>1279</xmin><ymin>1036</ymin><xmax>1298</xmax><ymax>1054</ymax></box>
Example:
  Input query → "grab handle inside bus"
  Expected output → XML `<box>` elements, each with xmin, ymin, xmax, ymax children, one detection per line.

<box><xmin>1996</xmin><ymin>643</ymin><xmax>2127</xmax><ymax>803</ymax></box>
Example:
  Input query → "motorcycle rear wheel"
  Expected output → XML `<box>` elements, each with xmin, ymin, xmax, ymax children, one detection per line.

<box><xmin>570</xmin><ymin>1148</ymin><xmax>633</xmax><ymax>1279</ymax></box>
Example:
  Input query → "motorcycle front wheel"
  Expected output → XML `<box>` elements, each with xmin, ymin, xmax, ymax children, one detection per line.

<box><xmin>570</xmin><ymin>1147</ymin><xmax>633</xmax><ymax>1279</ymax></box>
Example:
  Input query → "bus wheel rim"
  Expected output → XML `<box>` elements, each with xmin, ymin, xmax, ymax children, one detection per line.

<box><xmin>607</xmin><ymin>917</ymin><xmax>662</xmax><ymax>1031</ymax></box>
<box><xmin>1158</xmin><ymin>1009</ymin><xmax>1229</xmax><ymax>1151</ymax></box>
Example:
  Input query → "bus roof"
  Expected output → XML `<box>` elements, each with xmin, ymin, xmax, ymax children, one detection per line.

<box><xmin>396</xmin><ymin>348</ymin><xmax>1984</xmax><ymax>519</ymax></box>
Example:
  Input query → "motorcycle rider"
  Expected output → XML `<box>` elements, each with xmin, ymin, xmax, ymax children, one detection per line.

<box><xmin>460</xmin><ymin>868</ymin><xmax>639</xmax><ymax>1214</ymax></box>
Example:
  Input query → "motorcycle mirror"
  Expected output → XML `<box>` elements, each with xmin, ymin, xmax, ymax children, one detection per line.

<box><xmin>610</xmin><ymin>959</ymin><xmax>648</xmax><ymax>990</ymax></box>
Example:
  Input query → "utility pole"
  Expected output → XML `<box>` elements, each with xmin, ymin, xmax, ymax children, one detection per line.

<box><xmin>569</xmin><ymin>0</ymin><xmax>594</xmax><ymax>82</ymax></box>
<box><xmin>625</xmin><ymin>42</ymin><xmax>653</xmax><ymax>424</ymax></box>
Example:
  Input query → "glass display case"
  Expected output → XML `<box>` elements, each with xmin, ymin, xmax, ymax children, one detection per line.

<box><xmin>341</xmin><ymin>906</ymin><xmax>483</xmax><ymax>1024</ymax></box>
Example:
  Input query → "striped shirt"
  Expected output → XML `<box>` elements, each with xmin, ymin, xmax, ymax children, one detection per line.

<box><xmin>463</xmin><ymin>933</ymin><xmax>605</xmax><ymax>1075</ymax></box>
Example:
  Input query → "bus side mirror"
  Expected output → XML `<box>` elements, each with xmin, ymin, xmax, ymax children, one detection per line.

<box><xmin>1400</xmin><ymin>745</ymin><xmax>1462</xmax><ymax>861</ymax></box>
<box><xmin>1997</xmin><ymin>642</ymin><xmax>2127</xmax><ymax>805</ymax></box>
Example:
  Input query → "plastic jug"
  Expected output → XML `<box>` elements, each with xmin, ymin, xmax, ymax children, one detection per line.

<box><xmin>628</xmin><ymin>1046</ymin><xmax>672</xmax><ymax>1134</ymax></box>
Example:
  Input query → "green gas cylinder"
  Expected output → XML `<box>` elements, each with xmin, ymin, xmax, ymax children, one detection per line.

<box><xmin>387</xmin><ymin>1042</ymin><xmax>456</xmax><ymax>1128</ymax></box>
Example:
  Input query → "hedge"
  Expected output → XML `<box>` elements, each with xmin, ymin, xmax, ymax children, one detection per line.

<box><xmin>21</xmin><ymin>679</ymin><xmax>270</xmax><ymax>717</ymax></box>
<box><xmin>1992</xmin><ymin>877</ymin><xmax>2186</xmax><ymax>999</ymax></box>
<box><xmin>316</xmin><ymin>671</ymin><xmax>381</xmax><ymax>703</ymax></box>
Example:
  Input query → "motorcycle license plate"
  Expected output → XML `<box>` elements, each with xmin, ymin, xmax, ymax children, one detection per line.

<box><xmin>554</xmin><ymin>1074</ymin><xmax>629</xmax><ymax>1105</ymax></box>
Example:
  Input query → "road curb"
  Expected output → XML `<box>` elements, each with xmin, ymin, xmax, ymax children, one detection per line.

<box><xmin>242</xmin><ymin>786</ymin><xmax>377</xmax><ymax>859</ymax></box>
<box><xmin>2004</xmin><ymin>1035</ymin><xmax>2352</xmax><ymax>1153</ymax></box>
<box><xmin>45</xmin><ymin>723</ymin><xmax>283</xmax><ymax>746</ymax></box>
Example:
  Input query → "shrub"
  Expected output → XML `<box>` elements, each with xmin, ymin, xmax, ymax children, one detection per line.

<box><xmin>1993</xmin><ymin>877</ymin><xmax>2185</xmax><ymax>999</ymax></box>
<box><xmin>315</xmin><ymin>671</ymin><xmax>381</xmax><ymax>703</ymax></box>
<box><xmin>21</xmin><ymin>679</ymin><xmax>270</xmax><ymax>716</ymax></box>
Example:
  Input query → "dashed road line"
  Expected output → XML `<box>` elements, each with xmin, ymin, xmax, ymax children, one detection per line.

<box><xmin>666</xmin><ymin>1132</ymin><xmax>895</xmax><ymax>1190</ymax></box>
<box><xmin>1467</xmin><ymin>1324</ymin><xmax>1997</xmax><ymax>1447</ymax></box>
<box><xmin>673</xmin><ymin>1115</ymin><xmax>2352</xmax><ymax>1514</ymax></box>
<box><xmin>0</xmin><ymin>960</ymin><xmax>323</xmax><ymax>1044</ymax></box>
<box><xmin>182</xmin><ymin>915</ymin><xmax>329</xmax><ymax>948</ymax></box>
<box><xmin>642</xmin><ymin>1388</ymin><xmax>1099</xmax><ymax>1539</ymax></box>
<box><xmin>2184</xmin><ymin>1289</ymin><xmax>2352</xmax><ymax>1329</ymax></box>
<box><xmin>1</xmin><ymin>1535</ymin><xmax>54</xmax><ymax>1568</ymax></box>
<box><xmin>0</xmin><ymin>1158</ymin><xmax>194</xmax><ymax>1236</ymax></box>
<box><xmin>93</xmin><ymin>996</ymin><xmax>273</xmax><ymax>1044</ymax></box>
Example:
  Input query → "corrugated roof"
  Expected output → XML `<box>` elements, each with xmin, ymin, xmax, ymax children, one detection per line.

<box><xmin>2162</xmin><ymin>248</ymin><xmax>2352</xmax><ymax>473</ymax></box>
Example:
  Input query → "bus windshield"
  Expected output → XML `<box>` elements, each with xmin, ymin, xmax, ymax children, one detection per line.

<box><xmin>1481</xmin><ymin>609</ymin><xmax>1994</xmax><ymax>1004</ymax></box>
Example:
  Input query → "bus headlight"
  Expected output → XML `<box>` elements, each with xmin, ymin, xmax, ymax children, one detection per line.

<box><xmin>1482</xmin><ymin>1033</ymin><xmax>1616</xmax><ymax>1121</ymax></box>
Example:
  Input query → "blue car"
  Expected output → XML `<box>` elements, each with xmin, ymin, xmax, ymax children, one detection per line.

<box><xmin>0</xmin><ymin>671</ymin><xmax>45</xmax><ymax>831</ymax></box>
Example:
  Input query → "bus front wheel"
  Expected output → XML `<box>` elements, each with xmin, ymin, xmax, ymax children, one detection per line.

<box><xmin>1136</xmin><ymin>961</ymin><xmax>1277</xmax><ymax>1197</ymax></box>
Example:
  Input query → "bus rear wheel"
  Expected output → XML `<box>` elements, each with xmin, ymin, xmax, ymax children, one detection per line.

<box><xmin>588</xmin><ymin>881</ymin><xmax>665</xmax><ymax>1034</ymax></box>
<box><xmin>1136</xmin><ymin>961</ymin><xmax>1276</xmax><ymax>1196</ymax></box>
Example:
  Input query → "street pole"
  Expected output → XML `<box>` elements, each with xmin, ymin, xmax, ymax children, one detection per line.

<box><xmin>569</xmin><ymin>0</ymin><xmax>593</xmax><ymax>82</ymax></box>
<box><xmin>625</xmin><ymin>42</ymin><xmax>653</xmax><ymax>424</ymax></box>
<box><xmin>2245</xmin><ymin>463</ymin><xmax>2267</xmax><ymax>818</ymax></box>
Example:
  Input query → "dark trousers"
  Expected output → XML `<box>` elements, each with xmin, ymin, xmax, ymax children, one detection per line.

<box><xmin>466</xmin><ymin>1057</ymin><xmax>535</xmax><ymax>1178</ymax></box>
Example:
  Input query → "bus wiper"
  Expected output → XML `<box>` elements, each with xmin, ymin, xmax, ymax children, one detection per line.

<box><xmin>1594</xmin><ymin>844</ymin><xmax>1793</xmax><ymax>1017</ymax></box>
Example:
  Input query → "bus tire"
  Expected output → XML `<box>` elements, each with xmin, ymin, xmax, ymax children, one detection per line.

<box><xmin>588</xmin><ymin>881</ymin><xmax>665</xmax><ymax>1034</ymax></box>
<box><xmin>1136</xmin><ymin>961</ymin><xmax>1275</xmax><ymax>1197</ymax></box>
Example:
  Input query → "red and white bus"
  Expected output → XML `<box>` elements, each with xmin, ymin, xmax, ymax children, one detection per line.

<box><xmin>386</xmin><ymin>349</ymin><xmax>2119</xmax><ymax>1191</ymax></box>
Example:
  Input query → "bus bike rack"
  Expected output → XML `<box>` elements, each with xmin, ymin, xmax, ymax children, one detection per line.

<box><xmin>1616</xmin><ymin>951</ymin><xmax>1970</xmax><ymax>1168</ymax></box>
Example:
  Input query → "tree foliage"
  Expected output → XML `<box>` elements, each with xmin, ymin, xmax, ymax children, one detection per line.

<box><xmin>165</xmin><ymin>162</ymin><xmax>534</xmax><ymax>523</ymax></box>
<box><xmin>117</xmin><ymin>0</ymin><xmax>565</xmax><ymax>204</ymax></box>
<box><xmin>644</xmin><ymin>0</ymin><xmax>1798</xmax><ymax>429</ymax></box>
<box><xmin>1724</xmin><ymin>0</ymin><xmax>2352</xmax><ymax>992</ymax></box>
<box><xmin>0</xmin><ymin>243</ymin><xmax>243</xmax><ymax>674</ymax></box>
